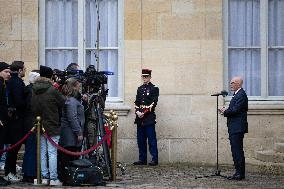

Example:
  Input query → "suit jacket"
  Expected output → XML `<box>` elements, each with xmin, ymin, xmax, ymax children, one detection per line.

<box><xmin>134</xmin><ymin>82</ymin><xmax>159</xmax><ymax>126</ymax></box>
<box><xmin>223</xmin><ymin>88</ymin><xmax>248</xmax><ymax>135</ymax></box>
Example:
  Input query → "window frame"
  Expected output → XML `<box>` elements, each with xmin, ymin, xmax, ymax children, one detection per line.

<box><xmin>223</xmin><ymin>0</ymin><xmax>284</xmax><ymax>101</ymax></box>
<box><xmin>39</xmin><ymin>0</ymin><xmax>124</xmax><ymax>102</ymax></box>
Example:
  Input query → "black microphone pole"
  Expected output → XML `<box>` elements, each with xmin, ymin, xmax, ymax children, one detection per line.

<box><xmin>195</xmin><ymin>91</ymin><xmax>228</xmax><ymax>179</ymax></box>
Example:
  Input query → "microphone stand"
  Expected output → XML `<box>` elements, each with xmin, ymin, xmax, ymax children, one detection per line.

<box><xmin>195</xmin><ymin>94</ymin><xmax>227</xmax><ymax>179</ymax></box>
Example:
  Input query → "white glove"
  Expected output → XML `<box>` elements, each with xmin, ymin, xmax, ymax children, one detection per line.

<box><xmin>136</xmin><ymin>111</ymin><xmax>144</xmax><ymax>118</ymax></box>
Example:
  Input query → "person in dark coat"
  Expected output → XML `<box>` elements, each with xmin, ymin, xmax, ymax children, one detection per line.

<box><xmin>58</xmin><ymin>78</ymin><xmax>85</xmax><ymax>180</ymax></box>
<box><xmin>133</xmin><ymin>69</ymin><xmax>159</xmax><ymax>166</ymax></box>
<box><xmin>4</xmin><ymin>61</ymin><xmax>26</xmax><ymax>182</ymax></box>
<box><xmin>31</xmin><ymin>65</ymin><xmax>65</xmax><ymax>186</ymax></box>
<box><xmin>22</xmin><ymin>70</ymin><xmax>40</xmax><ymax>183</ymax></box>
<box><xmin>0</xmin><ymin>62</ymin><xmax>11</xmax><ymax>186</ymax></box>
<box><xmin>219</xmin><ymin>76</ymin><xmax>248</xmax><ymax>180</ymax></box>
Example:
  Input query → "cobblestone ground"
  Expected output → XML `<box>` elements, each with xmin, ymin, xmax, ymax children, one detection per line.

<box><xmin>2</xmin><ymin>163</ymin><xmax>284</xmax><ymax>189</ymax></box>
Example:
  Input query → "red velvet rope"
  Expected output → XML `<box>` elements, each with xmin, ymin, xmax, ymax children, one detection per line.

<box><xmin>0</xmin><ymin>130</ymin><xmax>34</xmax><ymax>154</ymax></box>
<box><xmin>43</xmin><ymin>131</ymin><xmax>112</xmax><ymax>156</ymax></box>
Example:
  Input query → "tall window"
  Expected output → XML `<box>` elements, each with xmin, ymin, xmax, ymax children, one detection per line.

<box><xmin>224</xmin><ymin>0</ymin><xmax>284</xmax><ymax>99</ymax></box>
<box><xmin>40</xmin><ymin>0</ymin><xmax>123</xmax><ymax>99</ymax></box>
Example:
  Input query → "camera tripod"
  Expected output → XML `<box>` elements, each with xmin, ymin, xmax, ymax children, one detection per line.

<box><xmin>83</xmin><ymin>88</ymin><xmax>112</xmax><ymax>180</ymax></box>
<box><xmin>195</xmin><ymin>93</ymin><xmax>227</xmax><ymax>179</ymax></box>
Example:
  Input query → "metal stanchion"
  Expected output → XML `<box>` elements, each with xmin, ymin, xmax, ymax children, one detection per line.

<box><xmin>110</xmin><ymin>111</ymin><xmax>118</xmax><ymax>181</ymax></box>
<box><xmin>35</xmin><ymin>116</ymin><xmax>42</xmax><ymax>185</ymax></box>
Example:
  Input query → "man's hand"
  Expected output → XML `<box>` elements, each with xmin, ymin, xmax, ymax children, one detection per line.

<box><xmin>218</xmin><ymin>107</ymin><xmax>227</xmax><ymax>115</ymax></box>
<box><xmin>77</xmin><ymin>135</ymin><xmax>83</xmax><ymax>142</ymax></box>
<box><xmin>82</xmin><ymin>94</ymin><xmax>88</xmax><ymax>102</ymax></box>
<box><xmin>136</xmin><ymin>111</ymin><xmax>144</xmax><ymax>118</ymax></box>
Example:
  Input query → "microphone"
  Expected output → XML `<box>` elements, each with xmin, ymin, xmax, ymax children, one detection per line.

<box><xmin>211</xmin><ymin>90</ymin><xmax>228</xmax><ymax>97</ymax></box>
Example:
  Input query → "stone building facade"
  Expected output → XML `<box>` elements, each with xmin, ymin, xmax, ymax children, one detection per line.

<box><xmin>0</xmin><ymin>0</ymin><xmax>283</xmax><ymax>166</ymax></box>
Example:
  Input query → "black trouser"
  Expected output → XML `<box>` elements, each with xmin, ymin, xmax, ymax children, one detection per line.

<box><xmin>229</xmin><ymin>133</ymin><xmax>245</xmax><ymax>176</ymax></box>
<box><xmin>5</xmin><ymin>117</ymin><xmax>24</xmax><ymax>176</ymax></box>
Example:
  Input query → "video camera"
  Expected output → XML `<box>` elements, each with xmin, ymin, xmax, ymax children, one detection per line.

<box><xmin>53</xmin><ymin>65</ymin><xmax>114</xmax><ymax>94</ymax></box>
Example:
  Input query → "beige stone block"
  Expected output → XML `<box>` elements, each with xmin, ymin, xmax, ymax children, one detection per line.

<box><xmin>124</xmin><ymin>59</ymin><xmax>143</xmax><ymax>94</ymax></box>
<box><xmin>204</xmin><ymin>0</ymin><xmax>222</xmax><ymax>12</ymax></box>
<box><xmin>22</xmin><ymin>16</ymin><xmax>38</xmax><ymax>40</ymax></box>
<box><xmin>0</xmin><ymin>16</ymin><xmax>12</xmax><ymax>39</ymax></box>
<box><xmin>22</xmin><ymin>40</ymin><xmax>38</xmax><ymax>62</ymax></box>
<box><xmin>22</xmin><ymin>0</ymin><xmax>38</xmax><ymax>15</ymax></box>
<box><xmin>156</xmin><ymin>115</ymin><xmax>202</xmax><ymax>139</ymax></box>
<box><xmin>148</xmin><ymin>62</ymin><xmax>209</xmax><ymax>95</ymax></box>
<box><xmin>22</xmin><ymin>0</ymin><xmax>38</xmax><ymax>40</ymax></box>
<box><xmin>142</xmin><ymin>0</ymin><xmax>171</xmax><ymax>14</ymax></box>
<box><xmin>124</xmin><ymin>40</ymin><xmax>141</xmax><ymax>59</ymax></box>
<box><xmin>0</xmin><ymin>15</ymin><xmax>22</xmax><ymax>41</ymax></box>
<box><xmin>117</xmin><ymin>139</ymin><xmax>138</xmax><ymax>162</ymax></box>
<box><xmin>117</xmin><ymin>138</ymin><xmax>169</xmax><ymax>163</ymax></box>
<box><xmin>156</xmin><ymin>95</ymin><xmax>192</xmax><ymax>117</ymax></box>
<box><xmin>0</xmin><ymin>40</ymin><xmax>21</xmax><ymax>62</ymax></box>
<box><xmin>125</xmin><ymin>0</ymin><xmax>141</xmax><ymax>14</ymax></box>
<box><xmin>0</xmin><ymin>0</ymin><xmax>21</xmax><ymax>15</ymax></box>
<box><xmin>125</xmin><ymin>13</ymin><xmax>141</xmax><ymax>40</ymax></box>
<box><xmin>117</xmin><ymin>114</ymin><xmax>137</xmax><ymax>139</ymax></box>
<box><xmin>204</xmin><ymin>12</ymin><xmax>222</xmax><ymax>40</ymax></box>
<box><xmin>245</xmin><ymin>137</ymin><xmax>274</xmax><ymax>159</ymax></box>
<box><xmin>200</xmin><ymin>40</ymin><xmax>223</xmax><ymax>63</ymax></box>
<box><xmin>157</xmin><ymin>139</ymin><xmax>170</xmax><ymax>163</ymax></box>
<box><xmin>160</xmin><ymin>14</ymin><xmax>205</xmax><ymax>40</ymax></box>
<box><xmin>172</xmin><ymin>0</ymin><xmax>203</xmax><ymax>15</ymax></box>
<box><xmin>142</xmin><ymin>13</ymin><xmax>159</xmax><ymax>40</ymax></box>
<box><xmin>247</xmin><ymin>115</ymin><xmax>284</xmax><ymax>139</ymax></box>
<box><xmin>168</xmin><ymin>138</ymin><xmax>226</xmax><ymax>163</ymax></box>
<box><xmin>190</xmin><ymin>96</ymin><xmax>216</xmax><ymax>115</ymax></box>
<box><xmin>143</xmin><ymin>40</ymin><xmax>201</xmax><ymax>49</ymax></box>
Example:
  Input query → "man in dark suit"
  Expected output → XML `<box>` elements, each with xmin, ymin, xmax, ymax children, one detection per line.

<box><xmin>133</xmin><ymin>69</ymin><xmax>159</xmax><ymax>166</ymax></box>
<box><xmin>219</xmin><ymin>76</ymin><xmax>248</xmax><ymax>180</ymax></box>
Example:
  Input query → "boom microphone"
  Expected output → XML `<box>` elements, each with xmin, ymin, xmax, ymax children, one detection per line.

<box><xmin>211</xmin><ymin>90</ymin><xmax>228</xmax><ymax>97</ymax></box>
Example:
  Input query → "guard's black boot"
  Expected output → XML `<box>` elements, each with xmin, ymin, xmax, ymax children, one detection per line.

<box><xmin>148</xmin><ymin>161</ymin><xmax>158</xmax><ymax>166</ymax></box>
<box><xmin>133</xmin><ymin>160</ymin><xmax>147</xmax><ymax>165</ymax></box>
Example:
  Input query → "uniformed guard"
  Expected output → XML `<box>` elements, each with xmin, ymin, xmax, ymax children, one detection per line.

<box><xmin>133</xmin><ymin>68</ymin><xmax>159</xmax><ymax>166</ymax></box>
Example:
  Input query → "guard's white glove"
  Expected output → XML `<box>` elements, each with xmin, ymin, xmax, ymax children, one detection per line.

<box><xmin>136</xmin><ymin>111</ymin><xmax>144</xmax><ymax>118</ymax></box>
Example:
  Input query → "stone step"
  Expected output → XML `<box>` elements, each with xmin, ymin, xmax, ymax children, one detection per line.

<box><xmin>275</xmin><ymin>138</ymin><xmax>284</xmax><ymax>143</ymax></box>
<box><xmin>255</xmin><ymin>150</ymin><xmax>284</xmax><ymax>163</ymax></box>
<box><xmin>274</xmin><ymin>143</ymin><xmax>284</xmax><ymax>153</ymax></box>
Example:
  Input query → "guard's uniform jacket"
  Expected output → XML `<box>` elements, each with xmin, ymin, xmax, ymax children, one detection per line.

<box><xmin>134</xmin><ymin>82</ymin><xmax>159</xmax><ymax>126</ymax></box>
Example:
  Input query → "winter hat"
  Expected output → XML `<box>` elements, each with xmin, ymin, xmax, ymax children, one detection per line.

<box><xmin>0</xmin><ymin>62</ymin><xmax>10</xmax><ymax>72</ymax></box>
<box><xmin>29</xmin><ymin>71</ymin><xmax>40</xmax><ymax>84</ymax></box>
<box><xmin>40</xmin><ymin>65</ymin><xmax>53</xmax><ymax>79</ymax></box>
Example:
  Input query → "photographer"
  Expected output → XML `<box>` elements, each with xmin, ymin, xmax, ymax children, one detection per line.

<box><xmin>58</xmin><ymin>78</ymin><xmax>85</xmax><ymax>181</ymax></box>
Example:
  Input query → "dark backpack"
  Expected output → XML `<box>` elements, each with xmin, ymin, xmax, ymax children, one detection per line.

<box><xmin>62</xmin><ymin>159</ymin><xmax>105</xmax><ymax>186</ymax></box>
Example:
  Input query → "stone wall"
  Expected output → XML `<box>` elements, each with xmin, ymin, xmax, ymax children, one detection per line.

<box><xmin>122</xmin><ymin>0</ymin><xmax>226</xmax><ymax>164</ymax></box>
<box><xmin>0</xmin><ymin>0</ymin><xmax>39</xmax><ymax>78</ymax></box>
